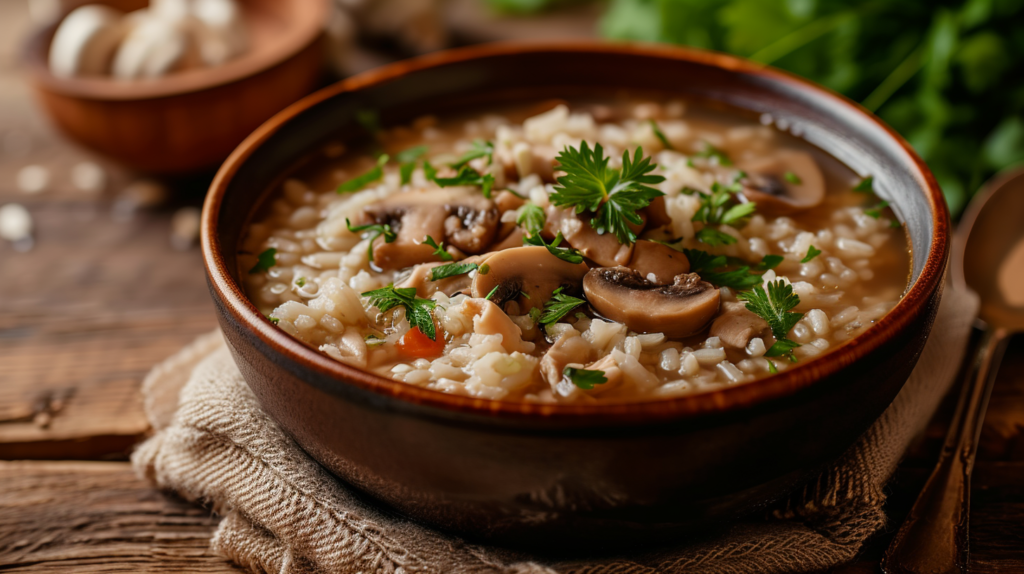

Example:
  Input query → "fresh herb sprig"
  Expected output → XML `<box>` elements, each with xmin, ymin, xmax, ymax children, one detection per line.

<box><xmin>422</xmin><ymin>236</ymin><xmax>453</xmax><ymax>261</ymax></box>
<box><xmin>516</xmin><ymin>203</ymin><xmax>546</xmax><ymax>237</ymax></box>
<box><xmin>737</xmin><ymin>280</ymin><xmax>805</xmax><ymax>361</ymax></box>
<box><xmin>451</xmin><ymin>140</ymin><xmax>494</xmax><ymax>168</ymax></box>
<box><xmin>433</xmin><ymin>165</ymin><xmax>496</xmax><ymax>198</ymax></box>
<box><xmin>548</xmin><ymin>142</ymin><xmax>665</xmax><ymax>245</ymax></box>
<box><xmin>249</xmin><ymin>248</ymin><xmax>277</xmax><ymax>273</ymax></box>
<box><xmin>429</xmin><ymin>261</ymin><xmax>483</xmax><ymax>281</ymax></box>
<box><xmin>361</xmin><ymin>284</ymin><xmax>439</xmax><ymax>341</ymax></box>
<box><xmin>679</xmin><ymin>247</ymin><xmax>782</xmax><ymax>291</ymax></box>
<box><xmin>523</xmin><ymin>231</ymin><xmax>584</xmax><ymax>264</ymax></box>
<box><xmin>397</xmin><ymin>145</ymin><xmax>428</xmax><ymax>185</ymax></box>
<box><xmin>563</xmin><ymin>366</ymin><xmax>608</xmax><ymax>390</ymax></box>
<box><xmin>802</xmin><ymin>246</ymin><xmax>822</xmax><ymax>263</ymax></box>
<box><xmin>338</xmin><ymin>155</ymin><xmax>389</xmax><ymax>193</ymax></box>
<box><xmin>539</xmin><ymin>287</ymin><xmax>586</xmax><ymax>325</ymax></box>
<box><xmin>346</xmin><ymin>218</ymin><xmax>396</xmax><ymax>263</ymax></box>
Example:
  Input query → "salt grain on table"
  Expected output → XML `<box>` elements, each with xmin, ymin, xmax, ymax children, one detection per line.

<box><xmin>171</xmin><ymin>206</ymin><xmax>201</xmax><ymax>250</ymax></box>
<box><xmin>71</xmin><ymin>161</ymin><xmax>107</xmax><ymax>193</ymax></box>
<box><xmin>17</xmin><ymin>165</ymin><xmax>50</xmax><ymax>194</ymax></box>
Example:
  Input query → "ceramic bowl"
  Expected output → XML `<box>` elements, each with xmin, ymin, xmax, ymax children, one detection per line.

<box><xmin>201</xmin><ymin>42</ymin><xmax>949</xmax><ymax>550</ymax></box>
<box><xmin>21</xmin><ymin>0</ymin><xmax>328</xmax><ymax>174</ymax></box>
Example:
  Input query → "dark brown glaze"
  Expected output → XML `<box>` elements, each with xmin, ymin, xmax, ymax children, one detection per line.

<box><xmin>201</xmin><ymin>43</ymin><xmax>950</xmax><ymax>549</ymax></box>
<box><xmin>19</xmin><ymin>0</ymin><xmax>328</xmax><ymax>174</ymax></box>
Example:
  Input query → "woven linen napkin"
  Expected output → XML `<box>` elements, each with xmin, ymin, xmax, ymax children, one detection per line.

<box><xmin>132</xmin><ymin>280</ymin><xmax>978</xmax><ymax>574</ymax></box>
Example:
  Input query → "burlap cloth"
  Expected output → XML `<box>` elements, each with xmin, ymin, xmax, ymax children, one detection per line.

<box><xmin>132</xmin><ymin>280</ymin><xmax>978</xmax><ymax>574</ymax></box>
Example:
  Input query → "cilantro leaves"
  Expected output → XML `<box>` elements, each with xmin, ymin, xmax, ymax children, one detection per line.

<box><xmin>361</xmin><ymin>284</ymin><xmax>439</xmax><ymax>341</ymax></box>
<box><xmin>563</xmin><ymin>366</ymin><xmax>608</xmax><ymax>390</ymax></box>
<box><xmin>549</xmin><ymin>142</ymin><xmax>665</xmax><ymax>245</ymax></box>
<box><xmin>539</xmin><ymin>287</ymin><xmax>586</xmax><ymax>325</ymax></box>
<box><xmin>249</xmin><ymin>248</ymin><xmax>277</xmax><ymax>273</ymax></box>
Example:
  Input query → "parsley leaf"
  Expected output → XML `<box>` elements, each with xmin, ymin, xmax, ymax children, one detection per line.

<box><xmin>864</xmin><ymin>200</ymin><xmax>890</xmax><ymax>219</ymax></box>
<box><xmin>249</xmin><ymin>248</ymin><xmax>277</xmax><ymax>273</ymax></box>
<box><xmin>802</xmin><ymin>245</ymin><xmax>822</xmax><ymax>263</ymax></box>
<box><xmin>649</xmin><ymin>119</ymin><xmax>674</xmax><ymax>150</ymax></box>
<box><xmin>539</xmin><ymin>287</ymin><xmax>586</xmax><ymax>325</ymax></box>
<box><xmin>784</xmin><ymin>171</ymin><xmax>802</xmax><ymax>184</ymax></box>
<box><xmin>338</xmin><ymin>154</ymin><xmax>389</xmax><ymax>193</ymax></box>
<box><xmin>346</xmin><ymin>218</ymin><xmax>396</xmax><ymax>263</ymax></box>
<box><xmin>429</xmin><ymin>262</ymin><xmax>479</xmax><ymax>281</ymax></box>
<box><xmin>696</xmin><ymin>227</ymin><xmax>738</xmax><ymax>246</ymax></box>
<box><xmin>694</xmin><ymin>141</ymin><xmax>733</xmax><ymax>166</ymax></box>
<box><xmin>765</xmin><ymin>338</ymin><xmax>801</xmax><ymax>358</ymax></box>
<box><xmin>549</xmin><ymin>142</ymin><xmax>665</xmax><ymax>244</ymax></box>
<box><xmin>754</xmin><ymin>254</ymin><xmax>785</xmax><ymax>271</ymax></box>
<box><xmin>397</xmin><ymin>145</ymin><xmax>428</xmax><ymax>185</ymax></box>
<box><xmin>423</xmin><ymin>161</ymin><xmax>437</xmax><ymax>181</ymax></box>
<box><xmin>853</xmin><ymin>176</ymin><xmax>875</xmax><ymax>194</ymax></box>
<box><xmin>682</xmin><ymin>248</ymin><xmax>727</xmax><ymax>273</ymax></box>
<box><xmin>523</xmin><ymin>231</ymin><xmax>584</xmax><ymax>264</ymax></box>
<box><xmin>721</xmin><ymin>201</ymin><xmax>758</xmax><ymax>226</ymax></box>
<box><xmin>737</xmin><ymin>280</ymin><xmax>804</xmax><ymax>342</ymax></box>
<box><xmin>701</xmin><ymin>266</ymin><xmax>763</xmax><ymax>290</ymax></box>
<box><xmin>563</xmin><ymin>366</ymin><xmax>608</xmax><ymax>390</ymax></box>
<box><xmin>433</xmin><ymin>165</ymin><xmax>496</xmax><ymax>198</ymax></box>
<box><xmin>451</xmin><ymin>139</ymin><xmax>494</xmax><ymax>168</ymax></box>
<box><xmin>422</xmin><ymin>236</ymin><xmax>453</xmax><ymax>261</ymax></box>
<box><xmin>516</xmin><ymin>203</ymin><xmax>546</xmax><ymax>237</ymax></box>
<box><xmin>361</xmin><ymin>284</ymin><xmax>438</xmax><ymax>341</ymax></box>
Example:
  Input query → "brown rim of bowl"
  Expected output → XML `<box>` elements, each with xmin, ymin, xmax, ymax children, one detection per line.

<box><xmin>202</xmin><ymin>41</ymin><xmax>950</xmax><ymax>423</ymax></box>
<box><xmin>20</xmin><ymin>0</ymin><xmax>328</xmax><ymax>101</ymax></box>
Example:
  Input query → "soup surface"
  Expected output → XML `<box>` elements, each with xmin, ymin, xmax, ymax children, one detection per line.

<box><xmin>240</xmin><ymin>98</ymin><xmax>910</xmax><ymax>403</ymax></box>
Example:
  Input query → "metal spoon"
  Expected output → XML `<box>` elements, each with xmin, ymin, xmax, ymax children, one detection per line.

<box><xmin>882</xmin><ymin>168</ymin><xmax>1024</xmax><ymax>574</ymax></box>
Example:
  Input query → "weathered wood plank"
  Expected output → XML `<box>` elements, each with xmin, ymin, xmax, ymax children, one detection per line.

<box><xmin>0</xmin><ymin>461</ymin><xmax>240</xmax><ymax>572</ymax></box>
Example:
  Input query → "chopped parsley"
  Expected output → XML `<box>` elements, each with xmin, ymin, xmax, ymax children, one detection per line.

<box><xmin>429</xmin><ymin>261</ymin><xmax>479</xmax><ymax>281</ymax></box>
<box><xmin>268</xmin><ymin>315</ymin><xmax>280</xmax><ymax>325</ymax></box>
<box><xmin>523</xmin><ymin>230</ymin><xmax>584</xmax><ymax>264</ymax></box>
<box><xmin>692</xmin><ymin>181</ymin><xmax>756</xmax><ymax>227</ymax></box>
<box><xmin>853</xmin><ymin>176</ymin><xmax>875</xmax><ymax>194</ymax></box>
<box><xmin>422</xmin><ymin>236</ymin><xmax>453</xmax><ymax>261</ymax></box>
<box><xmin>528</xmin><ymin>306</ymin><xmax>543</xmax><ymax>324</ymax></box>
<box><xmin>694</xmin><ymin>141</ymin><xmax>733</xmax><ymax>166</ymax></box>
<box><xmin>346</xmin><ymin>218</ymin><xmax>396</xmax><ymax>263</ymax></box>
<box><xmin>338</xmin><ymin>154</ymin><xmax>389</xmax><ymax>193</ymax></box>
<box><xmin>295</xmin><ymin>277</ymin><xmax>306</xmax><ymax>287</ymax></box>
<box><xmin>249</xmin><ymin>248</ymin><xmax>277</xmax><ymax>273</ymax></box>
<box><xmin>485</xmin><ymin>284</ymin><xmax>501</xmax><ymax>301</ymax></box>
<box><xmin>681</xmin><ymin>248</ymin><xmax>727</xmax><ymax>273</ymax></box>
<box><xmin>696</xmin><ymin>227</ymin><xmax>738</xmax><ymax>246</ymax></box>
<box><xmin>737</xmin><ymin>280</ymin><xmax>804</xmax><ymax>361</ymax></box>
<box><xmin>365</xmin><ymin>335</ymin><xmax>387</xmax><ymax>348</ymax></box>
<box><xmin>396</xmin><ymin>145</ymin><xmax>428</xmax><ymax>185</ymax></box>
<box><xmin>681</xmin><ymin>248</ymin><xmax>783</xmax><ymax>290</ymax></box>
<box><xmin>451</xmin><ymin>139</ymin><xmax>494</xmax><ymax>168</ymax></box>
<box><xmin>563</xmin><ymin>366</ymin><xmax>608</xmax><ymax>390</ymax></box>
<box><xmin>754</xmin><ymin>254</ymin><xmax>785</xmax><ymax>271</ymax></box>
<box><xmin>784</xmin><ymin>171</ymin><xmax>802</xmax><ymax>184</ymax></box>
<box><xmin>864</xmin><ymin>200</ymin><xmax>890</xmax><ymax>219</ymax></box>
<box><xmin>802</xmin><ymin>245</ymin><xmax>822</xmax><ymax>263</ymax></box>
<box><xmin>433</xmin><ymin>165</ymin><xmax>496</xmax><ymax>198</ymax></box>
<box><xmin>361</xmin><ymin>284</ymin><xmax>438</xmax><ymax>341</ymax></box>
<box><xmin>516</xmin><ymin>203</ymin><xmax>546</xmax><ymax>237</ymax></box>
<box><xmin>767</xmin><ymin>360</ymin><xmax>778</xmax><ymax>374</ymax></box>
<box><xmin>649</xmin><ymin>120</ymin><xmax>674</xmax><ymax>150</ymax></box>
<box><xmin>539</xmin><ymin>287</ymin><xmax>586</xmax><ymax>325</ymax></box>
<box><xmin>548</xmin><ymin>142</ymin><xmax>665</xmax><ymax>245</ymax></box>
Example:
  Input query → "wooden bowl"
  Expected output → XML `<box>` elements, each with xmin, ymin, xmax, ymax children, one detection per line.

<box><xmin>201</xmin><ymin>43</ymin><xmax>950</xmax><ymax>550</ymax></box>
<box><xmin>21</xmin><ymin>0</ymin><xmax>329</xmax><ymax>174</ymax></box>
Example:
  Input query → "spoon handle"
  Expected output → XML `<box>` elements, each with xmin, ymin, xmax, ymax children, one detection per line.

<box><xmin>882</xmin><ymin>326</ymin><xmax>1010</xmax><ymax>574</ymax></box>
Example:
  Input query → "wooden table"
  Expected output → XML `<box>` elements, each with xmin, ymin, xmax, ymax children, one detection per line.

<box><xmin>1</xmin><ymin>2</ymin><xmax>1021</xmax><ymax>571</ymax></box>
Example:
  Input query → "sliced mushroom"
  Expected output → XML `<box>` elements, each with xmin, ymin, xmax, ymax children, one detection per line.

<box><xmin>583</xmin><ymin>268</ymin><xmax>720</xmax><ymax>337</ymax></box>
<box><xmin>627</xmin><ymin>240</ymin><xmax>690</xmax><ymax>285</ymax></box>
<box><xmin>643</xmin><ymin>195</ymin><xmax>673</xmax><ymax>229</ymax></box>
<box><xmin>493</xmin><ymin>190</ymin><xmax>526</xmax><ymax>243</ymax></box>
<box><xmin>492</xmin><ymin>227</ymin><xmax>525</xmax><ymax>251</ymax></box>
<box><xmin>396</xmin><ymin>255</ymin><xmax>483</xmax><ymax>298</ymax></box>
<box><xmin>360</xmin><ymin>189</ymin><xmax>498</xmax><ymax>270</ymax></box>
<box><xmin>539</xmin><ymin>334</ymin><xmax>594</xmax><ymax>387</ymax></box>
<box><xmin>709</xmin><ymin>301</ymin><xmax>771</xmax><ymax>348</ymax></box>
<box><xmin>544</xmin><ymin>205</ymin><xmax>640</xmax><ymax>267</ymax></box>
<box><xmin>740</xmin><ymin>149</ymin><xmax>825</xmax><ymax>213</ymax></box>
<box><xmin>471</xmin><ymin>246</ymin><xmax>589</xmax><ymax>313</ymax></box>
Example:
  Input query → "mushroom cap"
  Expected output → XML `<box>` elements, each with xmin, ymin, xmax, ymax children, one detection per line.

<box><xmin>628</xmin><ymin>240</ymin><xmax>690</xmax><ymax>285</ymax></box>
<box><xmin>471</xmin><ymin>246</ymin><xmax>589</xmax><ymax>312</ymax></box>
<box><xmin>709</xmin><ymin>302</ymin><xmax>771</xmax><ymax>348</ymax></box>
<box><xmin>361</xmin><ymin>188</ymin><xmax>498</xmax><ymax>269</ymax></box>
<box><xmin>740</xmin><ymin>149</ymin><xmax>825</xmax><ymax>214</ymax></box>
<box><xmin>583</xmin><ymin>268</ymin><xmax>721</xmax><ymax>338</ymax></box>
<box><xmin>544</xmin><ymin>205</ymin><xmax>639</xmax><ymax>267</ymax></box>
